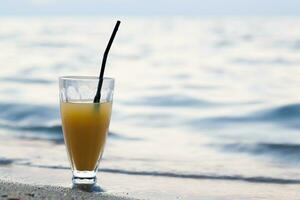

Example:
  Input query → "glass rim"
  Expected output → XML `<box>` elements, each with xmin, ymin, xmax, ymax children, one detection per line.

<box><xmin>59</xmin><ymin>76</ymin><xmax>114</xmax><ymax>81</ymax></box>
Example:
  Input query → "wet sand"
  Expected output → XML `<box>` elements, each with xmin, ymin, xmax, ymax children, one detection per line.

<box><xmin>0</xmin><ymin>164</ymin><xmax>136</xmax><ymax>200</ymax></box>
<box><xmin>0</xmin><ymin>180</ymin><xmax>133</xmax><ymax>200</ymax></box>
<box><xmin>1</xmin><ymin>163</ymin><xmax>300</xmax><ymax>200</ymax></box>
<box><xmin>1</xmin><ymin>135</ymin><xmax>300</xmax><ymax>199</ymax></box>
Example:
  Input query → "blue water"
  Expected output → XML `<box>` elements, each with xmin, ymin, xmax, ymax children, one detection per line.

<box><xmin>1</xmin><ymin>16</ymin><xmax>300</xmax><ymax>191</ymax></box>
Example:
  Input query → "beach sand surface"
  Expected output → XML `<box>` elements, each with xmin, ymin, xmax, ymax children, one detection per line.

<box><xmin>0</xmin><ymin>180</ymin><xmax>133</xmax><ymax>200</ymax></box>
<box><xmin>1</xmin><ymin>164</ymin><xmax>300</xmax><ymax>200</ymax></box>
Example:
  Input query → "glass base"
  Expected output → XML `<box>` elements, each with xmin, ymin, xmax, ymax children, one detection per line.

<box><xmin>72</xmin><ymin>171</ymin><xmax>104</xmax><ymax>192</ymax></box>
<box><xmin>72</xmin><ymin>183</ymin><xmax>103</xmax><ymax>192</ymax></box>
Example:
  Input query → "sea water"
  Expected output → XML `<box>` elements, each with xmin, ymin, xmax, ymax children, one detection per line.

<box><xmin>0</xmin><ymin>16</ymin><xmax>300</xmax><ymax>199</ymax></box>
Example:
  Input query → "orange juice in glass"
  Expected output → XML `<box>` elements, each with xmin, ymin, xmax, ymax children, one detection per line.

<box><xmin>59</xmin><ymin>76</ymin><xmax>114</xmax><ymax>191</ymax></box>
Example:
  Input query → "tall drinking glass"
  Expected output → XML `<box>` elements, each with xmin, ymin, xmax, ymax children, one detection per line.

<box><xmin>59</xmin><ymin>76</ymin><xmax>114</xmax><ymax>191</ymax></box>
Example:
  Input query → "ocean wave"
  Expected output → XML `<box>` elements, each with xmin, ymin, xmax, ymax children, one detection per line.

<box><xmin>0</xmin><ymin>102</ymin><xmax>59</xmax><ymax>138</ymax></box>
<box><xmin>232</xmin><ymin>57</ymin><xmax>296</xmax><ymax>65</ymax></box>
<box><xmin>23</xmin><ymin>41</ymin><xmax>81</xmax><ymax>48</ymax></box>
<box><xmin>0</xmin><ymin>121</ymin><xmax>61</xmax><ymax>134</ymax></box>
<box><xmin>15</xmin><ymin>163</ymin><xmax>300</xmax><ymax>185</ymax></box>
<box><xmin>261</xmin><ymin>103</ymin><xmax>300</xmax><ymax>121</ymax></box>
<box><xmin>0</xmin><ymin>157</ymin><xmax>15</xmax><ymax>165</ymax></box>
<box><xmin>0</xmin><ymin>102</ymin><xmax>58</xmax><ymax>122</ymax></box>
<box><xmin>219</xmin><ymin>143</ymin><xmax>300</xmax><ymax>163</ymax></box>
<box><xmin>0</xmin><ymin>77</ymin><xmax>53</xmax><ymax>84</ymax></box>
<box><xmin>0</xmin><ymin>102</ymin><xmax>137</xmax><ymax>141</ymax></box>
<box><xmin>99</xmin><ymin>169</ymin><xmax>300</xmax><ymax>184</ymax></box>
<box><xmin>0</xmin><ymin>122</ymin><xmax>136</xmax><ymax>142</ymax></box>
<box><xmin>191</xmin><ymin>103</ymin><xmax>300</xmax><ymax>129</ymax></box>
<box><xmin>222</xmin><ymin>143</ymin><xmax>300</xmax><ymax>153</ymax></box>
<box><xmin>124</xmin><ymin>94</ymin><xmax>215</xmax><ymax>107</ymax></box>
<box><xmin>0</xmin><ymin>119</ymin><xmax>135</xmax><ymax>142</ymax></box>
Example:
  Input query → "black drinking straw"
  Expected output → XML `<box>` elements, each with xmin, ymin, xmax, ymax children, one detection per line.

<box><xmin>93</xmin><ymin>20</ymin><xmax>121</xmax><ymax>103</ymax></box>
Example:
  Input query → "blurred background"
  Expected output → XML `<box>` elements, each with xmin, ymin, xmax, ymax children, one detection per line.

<box><xmin>1</xmin><ymin>0</ymin><xmax>300</xmax><ymax>199</ymax></box>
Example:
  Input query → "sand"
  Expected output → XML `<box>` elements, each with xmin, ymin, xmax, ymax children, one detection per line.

<box><xmin>1</xmin><ymin>137</ymin><xmax>300</xmax><ymax>200</ymax></box>
<box><xmin>0</xmin><ymin>180</ymin><xmax>134</xmax><ymax>200</ymax></box>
